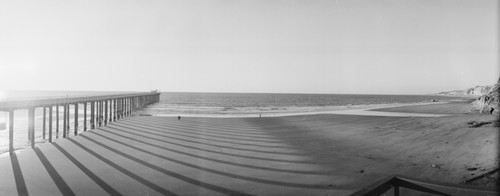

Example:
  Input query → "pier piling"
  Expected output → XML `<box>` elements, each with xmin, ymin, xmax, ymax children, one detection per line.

<box><xmin>74</xmin><ymin>103</ymin><xmax>78</xmax><ymax>136</ymax></box>
<box><xmin>0</xmin><ymin>92</ymin><xmax>160</xmax><ymax>153</ymax></box>
<box><xmin>49</xmin><ymin>106</ymin><xmax>53</xmax><ymax>142</ymax></box>
<box><xmin>96</xmin><ymin>101</ymin><xmax>100</xmax><ymax>127</ymax></box>
<box><xmin>108</xmin><ymin>100</ymin><xmax>111</xmax><ymax>122</ymax></box>
<box><xmin>43</xmin><ymin>107</ymin><xmax>46</xmax><ymax>139</ymax></box>
<box><xmin>113</xmin><ymin>99</ymin><xmax>117</xmax><ymax>121</ymax></box>
<box><xmin>100</xmin><ymin>101</ymin><xmax>103</xmax><ymax>126</ymax></box>
<box><xmin>29</xmin><ymin>108</ymin><xmax>35</xmax><ymax>148</ymax></box>
<box><xmin>84</xmin><ymin>102</ymin><xmax>87</xmax><ymax>131</ymax></box>
<box><xmin>105</xmin><ymin>100</ymin><xmax>108</xmax><ymax>125</ymax></box>
<box><xmin>56</xmin><ymin>106</ymin><xmax>59</xmax><ymax>139</ymax></box>
<box><xmin>90</xmin><ymin>101</ymin><xmax>95</xmax><ymax>129</ymax></box>
<box><xmin>63</xmin><ymin>104</ymin><xmax>67</xmax><ymax>138</ymax></box>
<box><xmin>9</xmin><ymin>110</ymin><xmax>14</xmax><ymax>154</ymax></box>
<box><xmin>117</xmin><ymin>99</ymin><xmax>120</xmax><ymax>120</ymax></box>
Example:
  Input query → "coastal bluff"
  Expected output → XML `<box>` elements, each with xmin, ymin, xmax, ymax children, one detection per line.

<box><xmin>437</xmin><ymin>78</ymin><xmax>499</xmax><ymax>115</ymax></box>
<box><xmin>437</xmin><ymin>84</ymin><xmax>495</xmax><ymax>97</ymax></box>
<box><xmin>470</xmin><ymin>78</ymin><xmax>499</xmax><ymax>114</ymax></box>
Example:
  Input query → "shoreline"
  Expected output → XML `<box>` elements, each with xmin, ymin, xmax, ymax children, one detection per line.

<box><xmin>148</xmin><ymin>101</ymin><xmax>452</xmax><ymax>118</ymax></box>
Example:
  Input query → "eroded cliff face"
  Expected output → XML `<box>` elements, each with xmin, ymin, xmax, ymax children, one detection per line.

<box><xmin>438</xmin><ymin>85</ymin><xmax>494</xmax><ymax>96</ymax></box>
<box><xmin>469</xmin><ymin>78</ymin><xmax>499</xmax><ymax>114</ymax></box>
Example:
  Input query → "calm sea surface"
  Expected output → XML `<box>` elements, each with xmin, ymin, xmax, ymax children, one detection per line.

<box><xmin>141</xmin><ymin>92</ymin><xmax>462</xmax><ymax>116</ymax></box>
<box><xmin>0</xmin><ymin>91</ymin><xmax>461</xmax><ymax>155</ymax></box>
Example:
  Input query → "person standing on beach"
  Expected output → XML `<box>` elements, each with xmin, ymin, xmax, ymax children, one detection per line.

<box><xmin>178</xmin><ymin>116</ymin><xmax>181</xmax><ymax>120</ymax></box>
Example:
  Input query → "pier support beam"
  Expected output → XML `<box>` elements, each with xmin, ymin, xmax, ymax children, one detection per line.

<box><xmin>90</xmin><ymin>102</ymin><xmax>95</xmax><ymax>129</ymax></box>
<box><xmin>113</xmin><ymin>99</ymin><xmax>117</xmax><ymax>121</ymax></box>
<box><xmin>116</xmin><ymin>99</ymin><xmax>119</xmax><ymax>119</ymax></box>
<box><xmin>9</xmin><ymin>110</ymin><xmax>14</xmax><ymax>154</ymax></box>
<box><xmin>109</xmin><ymin>100</ymin><xmax>113</xmax><ymax>122</ymax></box>
<box><xmin>43</xmin><ymin>107</ymin><xmax>46</xmax><ymax>139</ymax></box>
<box><xmin>99</xmin><ymin>101</ymin><xmax>103</xmax><ymax>126</ymax></box>
<box><xmin>49</xmin><ymin>106</ymin><xmax>53</xmax><ymax>142</ymax></box>
<box><xmin>124</xmin><ymin>98</ymin><xmax>126</xmax><ymax>117</ymax></box>
<box><xmin>131</xmin><ymin>98</ymin><xmax>135</xmax><ymax>114</ymax></box>
<box><xmin>97</xmin><ymin>101</ymin><xmax>101</xmax><ymax>127</ymax></box>
<box><xmin>74</xmin><ymin>103</ymin><xmax>78</xmax><ymax>136</ymax></box>
<box><xmin>94</xmin><ymin>102</ymin><xmax>97</xmax><ymax>127</ymax></box>
<box><xmin>121</xmin><ymin>98</ymin><xmax>125</xmax><ymax>118</ymax></box>
<box><xmin>124</xmin><ymin>98</ymin><xmax>127</xmax><ymax>117</ymax></box>
<box><xmin>127</xmin><ymin>98</ymin><xmax>130</xmax><ymax>116</ymax></box>
<box><xmin>109</xmin><ymin>100</ymin><xmax>112</xmax><ymax>122</ymax></box>
<box><xmin>28</xmin><ymin>108</ymin><xmax>35</xmax><ymax>149</ymax></box>
<box><xmin>84</xmin><ymin>102</ymin><xmax>87</xmax><ymax>131</ymax></box>
<box><xmin>116</xmin><ymin>99</ymin><xmax>119</xmax><ymax>120</ymax></box>
<box><xmin>96</xmin><ymin>101</ymin><xmax>99</xmax><ymax>126</ymax></box>
<box><xmin>128</xmin><ymin>98</ymin><xmax>133</xmax><ymax>116</ymax></box>
<box><xmin>105</xmin><ymin>100</ymin><xmax>108</xmax><ymax>125</ymax></box>
<box><xmin>117</xmin><ymin>99</ymin><xmax>121</xmax><ymax>120</ymax></box>
<box><xmin>67</xmin><ymin>104</ymin><xmax>70</xmax><ymax>137</ymax></box>
<box><xmin>63</xmin><ymin>104</ymin><xmax>67</xmax><ymax>138</ymax></box>
<box><xmin>101</xmin><ymin>101</ymin><xmax>104</xmax><ymax>126</ymax></box>
<box><xmin>56</xmin><ymin>106</ymin><xmax>59</xmax><ymax>139</ymax></box>
<box><xmin>122</xmin><ymin>98</ymin><xmax>124</xmax><ymax>118</ymax></box>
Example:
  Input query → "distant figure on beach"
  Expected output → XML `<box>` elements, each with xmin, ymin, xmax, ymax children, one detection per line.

<box><xmin>178</xmin><ymin>116</ymin><xmax>181</xmax><ymax>120</ymax></box>
<box><xmin>259</xmin><ymin>114</ymin><xmax>261</xmax><ymax>118</ymax></box>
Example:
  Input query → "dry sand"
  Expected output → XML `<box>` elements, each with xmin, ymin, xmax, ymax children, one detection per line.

<box><xmin>254</xmin><ymin>102</ymin><xmax>498</xmax><ymax>188</ymax></box>
<box><xmin>157</xmin><ymin>101</ymin><xmax>498</xmax><ymax>193</ymax></box>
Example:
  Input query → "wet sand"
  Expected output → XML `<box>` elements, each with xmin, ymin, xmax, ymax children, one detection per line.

<box><xmin>0</xmin><ymin>102</ymin><xmax>496</xmax><ymax>195</ymax></box>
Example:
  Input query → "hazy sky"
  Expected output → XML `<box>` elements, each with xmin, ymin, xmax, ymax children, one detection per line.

<box><xmin>0</xmin><ymin>0</ymin><xmax>498</xmax><ymax>94</ymax></box>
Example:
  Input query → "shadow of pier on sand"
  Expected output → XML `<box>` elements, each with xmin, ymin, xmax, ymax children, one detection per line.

<box><xmin>1</xmin><ymin>116</ymin><xmax>363</xmax><ymax>196</ymax></box>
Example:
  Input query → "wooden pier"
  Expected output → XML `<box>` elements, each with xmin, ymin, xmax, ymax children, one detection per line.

<box><xmin>0</xmin><ymin>92</ymin><xmax>161</xmax><ymax>154</ymax></box>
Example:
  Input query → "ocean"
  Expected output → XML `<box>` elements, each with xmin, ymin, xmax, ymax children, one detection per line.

<box><xmin>139</xmin><ymin>92</ymin><xmax>463</xmax><ymax>117</ymax></box>
<box><xmin>0</xmin><ymin>91</ymin><xmax>463</xmax><ymax>155</ymax></box>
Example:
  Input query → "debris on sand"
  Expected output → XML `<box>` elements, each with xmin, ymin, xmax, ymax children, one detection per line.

<box><xmin>431</xmin><ymin>164</ymin><xmax>443</xmax><ymax>169</ymax></box>
<box><xmin>467</xmin><ymin>167</ymin><xmax>478</xmax><ymax>171</ymax></box>
<box><xmin>466</xmin><ymin>120</ymin><xmax>493</xmax><ymax>128</ymax></box>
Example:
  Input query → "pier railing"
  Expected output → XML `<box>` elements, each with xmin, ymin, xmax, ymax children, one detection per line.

<box><xmin>350</xmin><ymin>175</ymin><xmax>498</xmax><ymax>196</ymax></box>
<box><xmin>0</xmin><ymin>92</ymin><xmax>161</xmax><ymax>154</ymax></box>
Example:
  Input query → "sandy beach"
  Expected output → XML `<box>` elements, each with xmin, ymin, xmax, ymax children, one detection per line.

<box><xmin>231</xmin><ymin>102</ymin><xmax>498</xmax><ymax>188</ymax></box>
<box><xmin>0</xmin><ymin>101</ymin><xmax>496</xmax><ymax>195</ymax></box>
